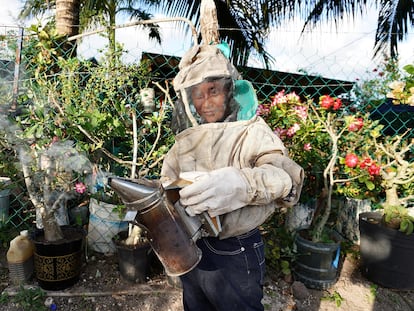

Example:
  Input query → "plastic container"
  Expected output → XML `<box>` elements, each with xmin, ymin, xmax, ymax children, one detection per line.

<box><xmin>0</xmin><ymin>177</ymin><xmax>11</xmax><ymax>225</ymax></box>
<box><xmin>87</xmin><ymin>198</ymin><xmax>128</xmax><ymax>253</ymax></box>
<box><xmin>293</xmin><ymin>230</ymin><xmax>342</xmax><ymax>290</ymax></box>
<box><xmin>7</xmin><ymin>230</ymin><xmax>34</xmax><ymax>284</ymax></box>
<box><xmin>113</xmin><ymin>230</ymin><xmax>151</xmax><ymax>283</ymax></box>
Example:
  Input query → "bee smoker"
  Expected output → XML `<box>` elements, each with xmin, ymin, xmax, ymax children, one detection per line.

<box><xmin>108</xmin><ymin>177</ymin><xmax>203</xmax><ymax>276</ymax></box>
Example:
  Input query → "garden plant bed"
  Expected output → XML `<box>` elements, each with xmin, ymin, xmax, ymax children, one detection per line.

<box><xmin>2</xmin><ymin>245</ymin><xmax>414</xmax><ymax>310</ymax></box>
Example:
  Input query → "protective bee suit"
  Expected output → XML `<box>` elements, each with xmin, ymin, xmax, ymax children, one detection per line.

<box><xmin>161</xmin><ymin>43</ymin><xmax>303</xmax><ymax>238</ymax></box>
<box><xmin>160</xmin><ymin>43</ymin><xmax>304</xmax><ymax>311</ymax></box>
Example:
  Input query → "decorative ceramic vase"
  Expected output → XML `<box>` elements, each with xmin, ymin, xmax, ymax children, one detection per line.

<box><xmin>32</xmin><ymin>226</ymin><xmax>86</xmax><ymax>290</ymax></box>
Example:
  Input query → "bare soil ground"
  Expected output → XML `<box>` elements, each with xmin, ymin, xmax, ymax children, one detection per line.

<box><xmin>2</xmin><ymin>245</ymin><xmax>414</xmax><ymax>311</ymax></box>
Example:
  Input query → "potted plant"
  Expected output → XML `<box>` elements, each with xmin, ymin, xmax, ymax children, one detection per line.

<box><xmin>258</xmin><ymin>91</ymin><xmax>383</xmax><ymax>288</ymax></box>
<box><xmin>18</xmin><ymin>138</ymin><xmax>92</xmax><ymax>290</ymax></box>
<box><xmin>112</xmin><ymin>224</ymin><xmax>151</xmax><ymax>283</ymax></box>
<box><xmin>358</xmin><ymin>130</ymin><xmax>414</xmax><ymax>289</ymax></box>
<box><xmin>10</xmin><ymin>25</ymin><xmax>173</xmax><ymax>283</ymax></box>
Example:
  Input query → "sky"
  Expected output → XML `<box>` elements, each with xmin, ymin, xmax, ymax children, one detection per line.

<box><xmin>1</xmin><ymin>0</ymin><xmax>413</xmax><ymax>82</ymax></box>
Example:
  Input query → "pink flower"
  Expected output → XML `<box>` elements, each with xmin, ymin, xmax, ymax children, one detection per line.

<box><xmin>75</xmin><ymin>182</ymin><xmax>87</xmax><ymax>194</ymax></box>
<box><xmin>51</xmin><ymin>136</ymin><xmax>59</xmax><ymax>144</ymax></box>
<box><xmin>273</xmin><ymin>128</ymin><xmax>286</xmax><ymax>138</ymax></box>
<box><xmin>286</xmin><ymin>123</ymin><xmax>300</xmax><ymax>137</ymax></box>
<box><xmin>294</xmin><ymin>106</ymin><xmax>308</xmax><ymax>121</ymax></box>
<box><xmin>303</xmin><ymin>143</ymin><xmax>312</xmax><ymax>151</ymax></box>
<box><xmin>271</xmin><ymin>90</ymin><xmax>286</xmax><ymax>106</ymax></box>
<box><xmin>345</xmin><ymin>154</ymin><xmax>359</xmax><ymax>168</ymax></box>
<box><xmin>286</xmin><ymin>92</ymin><xmax>300</xmax><ymax>103</ymax></box>
<box><xmin>256</xmin><ymin>104</ymin><xmax>270</xmax><ymax>116</ymax></box>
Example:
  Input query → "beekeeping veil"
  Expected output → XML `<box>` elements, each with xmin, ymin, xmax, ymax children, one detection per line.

<box><xmin>171</xmin><ymin>42</ymin><xmax>258</xmax><ymax>133</ymax></box>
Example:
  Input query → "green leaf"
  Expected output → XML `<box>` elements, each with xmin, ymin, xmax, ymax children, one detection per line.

<box><xmin>365</xmin><ymin>180</ymin><xmax>375</xmax><ymax>191</ymax></box>
<box><xmin>25</xmin><ymin>124</ymin><xmax>38</xmax><ymax>138</ymax></box>
<box><xmin>35</xmin><ymin>124</ymin><xmax>44</xmax><ymax>138</ymax></box>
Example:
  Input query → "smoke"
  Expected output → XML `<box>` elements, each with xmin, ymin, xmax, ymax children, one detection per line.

<box><xmin>45</xmin><ymin>140</ymin><xmax>92</xmax><ymax>175</ymax></box>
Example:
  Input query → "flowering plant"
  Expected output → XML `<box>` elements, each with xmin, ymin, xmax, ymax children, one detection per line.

<box><xmin>258</xmin><ymin>91</ymin><xmax>384</xmax><ymax>241</ymax></box>
<box><xmin>19</xmin><ymin>138</ymin><xmax>92</xmax><ymax>242</ymax></box>
<box><xmin>343</xmin><ymin>130</ymin><xmax>414</xmax><ymax>233</ymax></box>
<box><xmin>386</xmin><ymin>64</ymin><xmax>414</xmax><ymax>106</ymax></box>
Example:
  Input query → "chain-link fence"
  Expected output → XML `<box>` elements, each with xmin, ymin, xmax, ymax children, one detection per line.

<box><xmin>0</xmin><ymin>23</ymin><xmax>412</xmax><ymax>235</ymax></box>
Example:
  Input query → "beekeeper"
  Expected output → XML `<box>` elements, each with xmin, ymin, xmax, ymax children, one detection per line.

<box><xmin>161</xmin><ymin>42</ymin><xmax>304</xmax><ymax>311</ymax></box>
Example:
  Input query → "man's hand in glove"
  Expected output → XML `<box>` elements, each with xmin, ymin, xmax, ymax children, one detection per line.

<box><xmin>179</xmin><ymin>167</ymin><xmax>251</xmax><ymax>217</ymax></box>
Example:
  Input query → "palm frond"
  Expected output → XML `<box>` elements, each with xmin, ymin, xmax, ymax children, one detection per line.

<box><xmin>374</xmin><ymin>0</ymin><xmax>414</xmax><ymax>58</ymax></box>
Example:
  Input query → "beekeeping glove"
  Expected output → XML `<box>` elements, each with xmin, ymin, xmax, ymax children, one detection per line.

<box><xmin>179</xmin><ymin>167</ymin><xmax>251</xmax><ymax>217</ymax></box>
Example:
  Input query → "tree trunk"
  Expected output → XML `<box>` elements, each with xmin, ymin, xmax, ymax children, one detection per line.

<box><xmin>41</xmin><ymin>207</ymin><xmax>64</xmax><ymax>242</ymax></box>
<box><xmin>385</xmin><ymin>186</ymin><xmax>400</xmax><ymax>207</ymax></box>
<box><xmin>56</xmin><ymin>0</ymin><xmax>80</xmax><ymax>57</ymax></box>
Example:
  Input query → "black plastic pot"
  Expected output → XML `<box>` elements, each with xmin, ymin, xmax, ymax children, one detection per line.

<box><xmin>293</xmin><ymin>230</ymin><xmax>342</xmax><ymax>290</ymax></box>
<box><xmin>32</xmin><ymin>226</ymin><xmax>85</xmax><ymax>291</ymax></box>
<box><xmin>113</xmin><ymin>231</ymin><xmax>151</xmax><ymax>283</ymax></box>
<box><xmin>359</xmin><ymin>212</ymin><xmax>414</xmax><ymax>289</ymax></box>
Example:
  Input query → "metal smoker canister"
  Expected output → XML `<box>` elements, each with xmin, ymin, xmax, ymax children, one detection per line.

<box><xmin>108</xmin><ymin>178</ymin><xmax>202</xmax><ymax>276</ymax></box>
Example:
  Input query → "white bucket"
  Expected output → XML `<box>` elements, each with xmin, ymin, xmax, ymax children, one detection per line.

<box><xmin>87</xmin><ymin>198</ymin><xmax>128</xmax><ymax>254</ymax></box>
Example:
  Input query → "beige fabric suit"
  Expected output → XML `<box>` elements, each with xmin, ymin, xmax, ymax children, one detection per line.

<box><xmin>161</xmin><ymin>116</ymin><xmax>304</xmax><ymax>239</ymax></box>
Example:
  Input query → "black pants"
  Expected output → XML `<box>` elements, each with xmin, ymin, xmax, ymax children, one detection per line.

<box><xmin>180</xmin><ymin>228</ymin><xmax>265</xmax><ymax>311</ymax></box>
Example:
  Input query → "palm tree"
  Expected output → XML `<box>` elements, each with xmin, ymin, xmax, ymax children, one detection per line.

<box><xmin>55</xmin><ymin>0</ymin><xmax>80</xmax><ymax>56</ymax></box>
<box><xmin>19</xmin><ymin>0</ymin><xmax>162</xmax><ymax>56</ymax></box>
<box><xmin>299</xmin><ymin>0</ymin><xmax>414</xmax><ymax>59</ymax></box>
<box><xmin>156</xmin><ymin>0</ymin><xmax>274</xmax><ymax>67</ymax></box>
<box><xmin>81</xmin><ymin>0</ymin><xmax>162</xmax><ymax>55</ymax></box>
<box><xmin>55</xmin><ymin>0</ymin><xmax>80</xmax><ymax>37</ymax></box>
<box><xmin>156</xmin><ymin>0</ymin><xmax>413</xmax><ymax>64</ymax></box>
<box><xmin>19</xmin><ymin>0</ymin><xmax>414</xmax><ymax>66</ymax></box>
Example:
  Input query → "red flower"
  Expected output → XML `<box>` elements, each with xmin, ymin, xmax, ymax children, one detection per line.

<box><xmin>345</xmin><ymin>154</ymin><xmax>359</xmax><ymax>168</ymax></box>
<box><xmin>368</xmin><ymin>163</ymin><xmax>381</xmax><ymax>176</ymax></box>
<box><xmin>359</xmin><ymin>157</ymin><xmax>372</xmax><ymax>169</ymax></box>
<box><xmin>348</xmin><ymin>117</ymin><xmax>364</xmax><ymax>132</ymax></box>
<box><xmin>332</xmin><ymin>98</ymin><xmax>342</xmax><ymax>110</ymax></box>
<box><xmin>319</xmin><ymin>95</ymin><xmax>342</xmax><ymax>110</ymax></box>
<box><xmin>320</xmin><ymin>95</ymin><xmax>334</xmax><ymax>109</ymax></box>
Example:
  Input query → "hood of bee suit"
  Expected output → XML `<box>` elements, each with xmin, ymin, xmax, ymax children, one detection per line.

<box><xmin>172</xmin><ymin>43</ymin><xmax>258</xmax><ymax>129</ymax></box>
